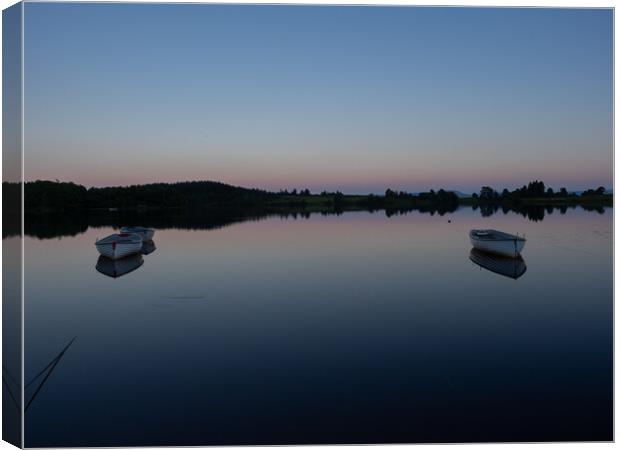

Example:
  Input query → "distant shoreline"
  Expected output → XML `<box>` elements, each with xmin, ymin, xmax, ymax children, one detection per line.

<box><xmin>3</xmin><ymin>179</ymin><xmax>613</xmax><ymax>215</ymax></box>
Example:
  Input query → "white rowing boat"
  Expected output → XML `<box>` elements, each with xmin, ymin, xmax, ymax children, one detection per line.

<box><xmin>95</xmin><ymin>233</ymin><xmax>143</xmax><ymax>260</ymax></box>
<box><xmin>469</xmin><ymin>229</ymin><xmax>526</xmax><ymax>258</ymax></box>
<box><xmin>120</xmin><ymin>226</ymin><xmax>155</xmax><ymax>241</ymax></box>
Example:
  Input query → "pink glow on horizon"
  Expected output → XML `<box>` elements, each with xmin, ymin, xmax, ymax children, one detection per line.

<box><xmin>24</xmin><ymin>160</ymin><xmax>612</xmax><ymax>194</ymax></box>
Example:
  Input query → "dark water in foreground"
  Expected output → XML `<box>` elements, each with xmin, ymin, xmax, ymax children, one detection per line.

<box><xmin>18</xmin><ymin>207</ymin><xmax>612</xmax><ymax>446</ymax></box>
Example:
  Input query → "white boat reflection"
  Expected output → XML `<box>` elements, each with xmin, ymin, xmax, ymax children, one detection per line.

<box><xmin>141</xmin><ymin>240</ymin><xmax>156</xmax><ymax>255</ymax></box>
<box><xmin>469</xmin><ymin>248</ymin><xmax>527</xmax><ymax>280</ymax></box>
<box><xmin>96</xmin><ymin>254</ymin><xmax>144</xmax><ymax>278</ymax></box>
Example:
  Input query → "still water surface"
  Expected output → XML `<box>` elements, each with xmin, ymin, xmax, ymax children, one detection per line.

<box><xmin>21</xmin><ymin>207</ymin><xmax>612</xmax><ymax>446</ymax></box>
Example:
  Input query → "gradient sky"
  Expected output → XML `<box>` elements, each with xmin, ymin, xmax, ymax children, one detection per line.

<box><xmin>23</xmin><ymin>4</ymin><xmax>612</xmax><ymax>194</ymax></box>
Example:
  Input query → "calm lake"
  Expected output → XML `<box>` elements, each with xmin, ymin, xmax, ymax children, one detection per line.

<box><xmin>18</xmin><ymin>206</ymin><xmax>612</xmax><ymax>446</ymax></box>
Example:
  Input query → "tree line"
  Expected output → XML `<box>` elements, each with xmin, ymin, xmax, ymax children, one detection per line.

<box><xmin>472</xmin><ymin>180</ymin><xmax>609</xmax><ymax>203</ymax></box>
<box><xmin>11</xmin><ymin>180</ymin><xmax>277</xmax><ymax>212</ymax></box>
<box><xmin>4</xmin><ymin>178</ymin><xmax>611</xmax><ymax>213</ymax></box>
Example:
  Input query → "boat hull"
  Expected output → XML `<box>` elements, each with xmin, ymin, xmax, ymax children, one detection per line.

<box><xmin>96</xmin><ymin>241</ymin><xmax>143</xmax><ymax>259</ymax></box>
<box><xmin>469</xmin><ymin>229</ymin><xmax>526</xmax><ymax>257</ymax></box>
<box><xmin>95</xmin><ymin>233</ymin><xmax>143</xmax><ymax>260</ymax></box>
<box><xmin>121</xmin><ymin>227</ymin><xmax>155</xmax><ymax>241</ymax></box>
<box><xmin>470</xmin><ymin>237</ymin><xmax>525</xmax><ymax>257</ymax></box>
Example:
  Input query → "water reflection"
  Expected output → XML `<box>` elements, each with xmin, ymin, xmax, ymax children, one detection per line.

<box><xmin>7</xmin><ymin>335</ymin><xmax>78</xmax><ymax>421</ymax></box>
<box><xmin>2</xmin><ymin>365</ymin><xmax>20</xmax><ymax>414</ymax></box>
<box><xmin>25</xmin><ymin>337</ymin><xmax>76</xmax><ymax>413</ymax></box>
<box><xmin>4</xmin><ymin>204</ymin><xmax>612</xmax><ymax>240</ymax></box>
<box><xmin>96</xmin><ymin>254</ymin><xmax>144</xmax><ymax>278</ymax></box>
<box><xmin>23</xmin><ymin>208</ymin><xmax>612</xmax><ymax>445</ymax></box>
<box><xmin>141</xmin><ymin>240</ymin><xmax>156</xmax><ymax>255</ymax></box>
<box><xmin>471</xmin><ymin>203</ymin><xmax>605</xmax><ymax>222</ymax></box>
<box><xmin>469</xmin><ymin>248</ymin><xmax>527</xmax><ymax>279</ymax></box>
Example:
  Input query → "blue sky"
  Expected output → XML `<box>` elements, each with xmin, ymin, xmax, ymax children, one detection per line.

<box><xmin>23</xmin><ymin>4</ymin><xmax>613</xmax><ymax>194</ymax></box>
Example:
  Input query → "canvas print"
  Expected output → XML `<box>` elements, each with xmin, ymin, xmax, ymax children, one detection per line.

<box><xmin>2</xmin><ymin>2</ymin><xmax>614</xmax><ymax>447</ymax></box>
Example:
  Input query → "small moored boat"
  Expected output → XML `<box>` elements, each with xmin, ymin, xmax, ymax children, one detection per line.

<box><xmin>120</xmin><ymin>226</ymin><xmax>155</xmax><ymax>241</ymax></box>
<box><xmin>95</xmin><ymin>233</ymin><xmax>143</xmax><ymax>260</ymax></box>
<box><xmin>469</xmin><ymin>248</ymin><xmax>527</xmax><ymax>279</ymax></box>
<box><xmin>469</xmin><ymin>229</ymin><xmax>526</xmax><ymax>258</ymax></box>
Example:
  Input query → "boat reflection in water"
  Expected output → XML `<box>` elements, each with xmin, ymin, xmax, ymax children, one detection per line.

<box><xmin>141</xmin><ymin>240</ymin><xmax>156</xmax><ymax>255</ymax></box>
<box><xmin>96</xmin><ymin>254</ymin><xmax>144</xmax><ymax>278</ymax></box>
<box><xmin>469</xmin><ymin>248</ymin><xmax>527</xmax><ymax>280</ymax></box>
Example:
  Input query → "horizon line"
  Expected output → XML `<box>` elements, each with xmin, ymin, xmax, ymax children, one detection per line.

<box><xmin>14</xmin><ymin>178</ymin><xmax>613</xmax><ymax>196</ymax></box>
